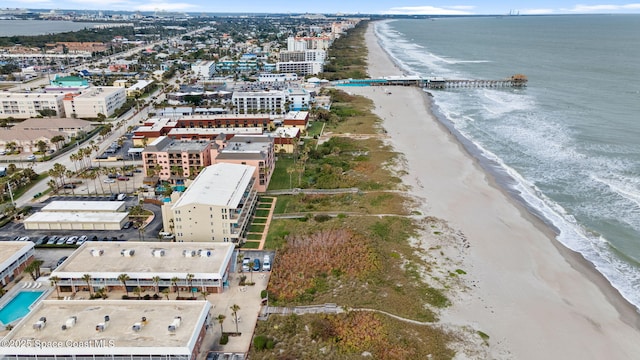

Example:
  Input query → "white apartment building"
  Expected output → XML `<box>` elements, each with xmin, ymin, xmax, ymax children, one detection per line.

<box><xmin>165</xmin><ymin>163</ymin><xmax>258</xmax><ymax>243</ymax></box>
<box><xmin>276</xmin><ymin>61</ymin><xmax>324</xmax><ymax>76</ymax></box>
<box><xmin>0</xmin><ymin>92</ymin><xmax>65</xmax><ymax>119</ymax></box>
<box><xmin>0</xmin><ymin>300</ymin><xmax>212</xmax><ymax>360</ymax></box>
<box><xmin>0</xmin><ymin>241</ymin><xmax>35</xmax><ymax>287</ymax></box>
<box><xmin>286</xmin><ymin>88</ymin><xmax>311</xmax><ymax>111</ymax></box>
<box><xmin>258</xmin><ymin>73</ymin><xmax>298</xmax><ymax>82</ymax></box>
<box><xmin>191</xmin><ymin>60</ymin><xmax>216</xmax><ymax>78</ymax></box>
<box><xmin>231</xmin><ymin>90</ymin><xmax>286</xmax><ymax>115</ymax></box>
<box><xmin>63</xmin><ymin>86</ymin><xmax>126</xmax><ymax>118</ymax></box>
<box><xmin>304</xmin><ymin>49</ymin><xmax>326</xmax><ymax>63</ymax></box>
<box><xmin>287</xmin><ymin>36</ymin><xmax>307</xmax><ymax>51</ymax></box>
<box><xmin>50</xmin><ymin>241</ymin><xmax>235</xmax><ymax>293</ymax></box>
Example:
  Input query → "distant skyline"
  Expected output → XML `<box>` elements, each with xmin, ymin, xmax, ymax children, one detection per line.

<box><xmin>3</xmin><ymin>1</ymin><xmax>640</xmax><ymax>15</ymax></box>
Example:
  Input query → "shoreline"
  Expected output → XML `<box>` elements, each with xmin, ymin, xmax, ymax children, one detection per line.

<box><xmin>348</xmin><ymin>20</ymin><xmax>640</xmax><ymax>358</ymax></box>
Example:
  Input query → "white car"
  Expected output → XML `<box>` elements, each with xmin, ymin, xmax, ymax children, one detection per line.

<box><xmin>26</xmin><ymin>155</ymin><xmax>36</xmax><ymax>161</ymax></box>
<box><xmin>104</xmin><ymin>178</ymin><xmax>116</xmax><ymax>183</ymax></box>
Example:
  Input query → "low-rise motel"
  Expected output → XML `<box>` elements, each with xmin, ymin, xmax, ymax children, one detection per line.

<box><xmin>0</xmin><ymin>242</ymin><xmax>35</xmax><ymax>287</ymax></box>
<box><xmin>50</xmin><ymin>241</ymin><xmax>235</xmax><ymax>294</ymax></box>
<box><xmin>0</xmin><ymin>300</ymin><xmax>212</xmax><ymax>360</ymax></box>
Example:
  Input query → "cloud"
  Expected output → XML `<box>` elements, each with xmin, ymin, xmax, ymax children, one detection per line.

<box><xmin>68</xmin><ymin>0</ymin><xmax>131</xmax><ymax>6</ymax></box>
<box><xmin>382</xmin><ymin>5</ymin><xmax>475</xmax><ymax>15</ymax></box>
<box><xmin>568</xmin><ymin>3</ymin><xmax>640</xmax><ymax>12</ymax></box>
<box><xmin>520</xmin><ymin>8</ymin><xmax>555</xmax><ymax>15</ymax></box>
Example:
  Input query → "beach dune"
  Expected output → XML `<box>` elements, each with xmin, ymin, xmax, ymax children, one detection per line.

<box><xmin>345</xmin><ymin>22</ymin><xmax>640</xmax><ymax>359</ymax></box>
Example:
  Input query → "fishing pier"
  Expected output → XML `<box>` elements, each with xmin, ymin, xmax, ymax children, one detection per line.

<box><xmin>336</xmin><ymin>74</ymin><xmax>527</xmax><ymax>89</ymax></box>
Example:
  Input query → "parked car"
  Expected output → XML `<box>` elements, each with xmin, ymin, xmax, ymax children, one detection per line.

<box><xmin>66</xmin><ymin>236</ymin><xmax>78</xmax><ymax>245</ymax></box>
<box><xmin>117</xmin><ymin>176</ymin><xmax>129</xmax><ymax>181</ymax></box>
<box><xmin>47</xmin><ymin>235</ymin><xmax>59</xmax><ymax>245</ymax></box>
<box><xmin>117</xmin><ymin>193</ymin><xmax>126</xmax><ymax>201</ymax></box>
<box><xmin>262</xmin><ymin>255</ymin><xmax>271</xmax><ymax>271</ymax></box>
<box><xmin>18</xmin><ymin>236</ymin><xmax>30</xmax><ymax>241</ymax></box>
<box><xmin>63</xmin><ymin>183</ymin><xmax>77</xmax><ymax>189</ymax></box>
<box><xmin>123</xmin><ymin>221</ymin><xmax>133</xmax><ymax>229</ymax></box>
<box><xmin>124</xmin><ymin>172</ymin><xmax>134</xmax><ymax>177</ymax></box>
<box><xmin>107</xmin><ymin>173</ymin><xmax>118</xmax><ymax>179</ymax></box>
<box><xmin>109</xmin><ymin>193</ymin><xmax>117</xmax><ymax>201</ymax></box>
<box><xmin>242</xmin><ymin>257</ymin><xmax>251</xmax><ymax>272</ymax></box>
<box><xmin>56</xmin><ymin>256</ymin><xmax>68</xmax><ymax>267</ymax></box>
<box><xmin>104</xmin><ymin>178</ymin><xmax>116</xmax><ymax>183</ymax></box>
<box><xmin>35</xmin><ymin>236</ymin><xmax>48</xmax><ymax>245</ymax></box>
<box><xmin>26</xmin><ymin>154</ymin><xmax>36</xmax><ymax>161</ymax></box>
<box><xmin>252</xmin><ymin>258</ymin><xmax>261</xmax><ymax>271</ymax></box>
<box><xmin>56</xmin><ymin>236</ymin><xmax>67</xmax><ymax>245</ymax></box>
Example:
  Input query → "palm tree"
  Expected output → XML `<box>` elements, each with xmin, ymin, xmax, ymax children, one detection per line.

<box><xmin>200</xmin><ymin>291</ymin><xmax>208</xmax><ymax>300</ymax></box>
<box><xmin>118</xmin><ymin>273</ymin><xmax>130</xmax><ymax>296</ymax></box>
<box><xmin>82</xmin><ymin>273</ymin><xmax>93</xmax><ymax>296</ymax></box>
<box><xmin>230</xmin><ymin>304</ymin><xmax>240</xmax><ymax>334</ymax></box>
<box><xmin>186</xmin><ymin>273</ymin><xmax>194</xmax><ymax>298</ymax></box>
<box><xmin>249</xmin><ymin>260</ymin><xmax>256</xmax><ymax>283</ymax></box>
<box><xmin>51</xmin><ymin>135</ymin><xmax>65</xmax><ymax>151</ymax></box>
<box><xmin>152</xmin><ymin>276</ymin><xmax>161</xmax><ymax>295</ymax></box>
<box><xmin>171</xmin><ymin>276</ymin><xmax>180</xmax><ymax>298</ymax></box>
<box><xmin>217</xmin><ymin>314</ymin><xmax>226</xmax><ymax>334</ymax></box>
<box><xmin>133</xmin><ymin>286</ymin><xmax>143</xmax><ymax>299</ymax></box>
<box><xmin>49</xmin><ymin>275</ymin><xmax>61</xmax><ymax>299</ymax></box>
<box><xmin>162</xmin><ymin>287</ymin><xmax>171</xmax><ymax>300</ymax></box>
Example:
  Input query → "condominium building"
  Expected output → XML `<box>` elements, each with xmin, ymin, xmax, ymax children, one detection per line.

<box><xmin>62</xmin><ymin>86</ymin><xmax>126</xmax><ymax>118</ymax></box>
<box><xmin>258</xmin><ymin>73</ymin><xmax>298</xmax><ymax>82</ymax></box>
<box><xmin>191</xmin><ymin>60</ymin><xmax>216</xmax><ymax>78</ymax></box>
<box><xmin>133</xmin><ymin>115</ymin><xmax>270</xmax><ymax>146</ymax></box>
<box><xmin>0</xmin><ymin>300</ymin><xmax>212</xmax><ymax>360</ymax></box>
<box><xmin>276</xmin><ymin>61</ymin><xmax>323</xmax><ymax>76</ymax></box>
<box><xmin>50</xmin><ymin>241</ymin><xmax>235</xmax><ymax>293</ymax></box>
<box><xmin>286</xmin><ymin>89</ymin><xmax>311</xmax><ymax>111</ymax></box>
<box><xmin>279</xmin><ymin>50</ymin><xmax>305</xmax><ymax>62</ymax></box>
<box><xmin>231</xmin><ymin>90</ymin><xmax>286</xmax><ymax>115</ymax></box>
<box><xmin>165</xmin><ymin>163</ymin><xmax>257</xmax><ymax>243</ymax></box>
<box><xmin>0</xmin><ymin>241</ymin><xmax>35</xmax><ymax>287</ymax></box>
<box><xmin>142</xmin><ymin>136</ymin><xmax>213</xmax><ymax>184</ymax></box>
<box><xmin>0</xmin><ymin>92</ymin><xmax>66</xmax><ymax>119</ymax></box>
<box><xmin>279</xmin><ymin>49</ymin><xmax>325</xmax><ymax>64</ymax></box>
<box><xmin>213</xmin><ymin>135</ymin><xmax>275</xmax><ymax>192</ymax></box>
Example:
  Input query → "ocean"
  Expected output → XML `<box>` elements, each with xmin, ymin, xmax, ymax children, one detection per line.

<box><xmin>0</xmin><ymin>20</ymin><xmax>108</xmax><ymax>37</ymax></box>
<box><xmin>375</xmin><ymin>15</ymin><xmax>640</xmax><ymax>310</ymax></box>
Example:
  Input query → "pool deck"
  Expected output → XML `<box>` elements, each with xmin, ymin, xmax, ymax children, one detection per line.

<box><xmin>0</xmin><ymin>280</ymin><xmax>51</xmax><ymax>328</ymax></box>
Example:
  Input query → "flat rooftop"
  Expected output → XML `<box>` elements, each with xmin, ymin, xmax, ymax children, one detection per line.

<box><xmin>52</xmin><ymin>241</ymin><xmax>235</xmax><ymax>279</ymax></box>
<box><xmin>168</xmin><ymin>127</ymin><xmax>263</xmax><ymax>136</ymax></box>
<box><xmin>24</xmin><ymin>212</ymin><xmax>128</xmax><ymax>224</ymax></box>
<box><xmin>172</xmin><ymin>163</ymin><xmax>255</xmax><ymax>209</ymax></box>
<box><xmin>41</xmin><ymin>201</ymin><xmax>125</xmax><ymax>212</ymax></box>
<box><xmin>2</xmin><ymin>300</ymin><xmax>210</xmax><ymax>355</ymax></box>
<box><xmin>0</xmin><ymin>241</ymin><xmax>34</xmax><ymax>270</ymax></box>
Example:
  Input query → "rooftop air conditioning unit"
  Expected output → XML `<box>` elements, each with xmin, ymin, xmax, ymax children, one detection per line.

<box><xmin>198</xmin><ymin>249</ymin><xmax>212</xmax><ymax>257</ymax></box>
<box><xmin>183</xmin><ymin>250</ymin><xmax>195</xmax><ymax>258</ymax></box>
<box><xmin>90</xmin><ymin>249</ymin><xmax>104</xmax><ymax>257</ymax></box>
<box><xmin>132</xmin><ymin>323</ymin><xmax>142</xmax><ymax>332</ymax></box>
<box><xmin>33</xmin><ymin>320</ymin><xmax>46</xmax><ymax>330</ymax></box>
<box><xmin>96</xmin><ymin>323</ymin><xmax>106</xmax><ymax>332</ymax></box>
<box><xmin>65</xmin><ymin>316</ymin><xmax>77</xmax><ymax>328</ymax></box>
<box><xmin>152</xmin><ymin>249</ymin><xmax>165</xmax><ymax>257</ymax></box>
<box><xmin>121</xmin><ymin>249</ymin><xmax>135</xmax><ymax>257</ymax></box>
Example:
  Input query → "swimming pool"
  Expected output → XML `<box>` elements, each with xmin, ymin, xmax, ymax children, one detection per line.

<box><xmin>0</xmin><ymin>290</ymin><xmax>45</xmax><ymax>326</ymax></box>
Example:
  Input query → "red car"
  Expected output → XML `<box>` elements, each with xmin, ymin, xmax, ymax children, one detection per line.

<box><xmin>117</xmin><ymin>176</ymin><xmax>129</xmax><ymax>181</ymax></box>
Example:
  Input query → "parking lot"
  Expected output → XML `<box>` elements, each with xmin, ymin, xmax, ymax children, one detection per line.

<box><xmin>0</xmin><ymin>195</ymin><xmax>163</xmax><ymax>244</ymax></box>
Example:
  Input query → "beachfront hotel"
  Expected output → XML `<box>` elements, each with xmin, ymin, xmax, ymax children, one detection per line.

<box><xmin>50</xmin><ymin>241</ymin><xmax>235</xmax><ymax>294</ymax></box>
<box><xmin>0</xmin><ymin>242</ymin><xmax>35</xmax><ymax>288</ymax></box>
<box><xmin>0</xmin><ymin>300</ymin><xmax>212</xmax><ymax>360</ymax></box>
<box><xmin>161</xmin><ymin>163</ymin><xmax>257</xmax><ymax>243</ymax></box>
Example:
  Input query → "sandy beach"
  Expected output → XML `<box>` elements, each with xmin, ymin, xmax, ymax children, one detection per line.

<box><xmin>344</xmin><ymin>22</ymin><xmax>640</xmax><ymax>359</ymax></box>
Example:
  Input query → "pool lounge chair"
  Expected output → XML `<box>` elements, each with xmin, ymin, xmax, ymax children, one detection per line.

<box><xmin>34</xmin><ymin>283</ymin><xmax>42</xmax><ymax>288</ymax></box>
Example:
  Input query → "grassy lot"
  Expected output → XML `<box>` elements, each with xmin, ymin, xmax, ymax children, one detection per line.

<box><xmin>255</xmin><ymin>209</ymin><xmax>270</xmax><ymax>217</ymax></box>
<box><xmin>249</xmin><ymin>224</ymin><xmax>265</xmax><ymax>232</ymax></box>
<box><xmin>241</xmin><ymin>241</ymin><xmax>261</xmax><ymax>249</ymax></box>
<box><xmin>306</xmin><ymin>121</ymin><xmax>324</xmax><ymax>137</ymax></box>
<box><xmin>268</xmin><ymin>156</ymin><xmax>297</xmax><ymax>190</ymax></box>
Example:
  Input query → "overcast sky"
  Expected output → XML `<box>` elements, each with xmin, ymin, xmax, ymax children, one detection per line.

<box><xmin>5</xmin><ymin>0</ymin><xmax>640</xmax><ymax>15</ymax></box>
